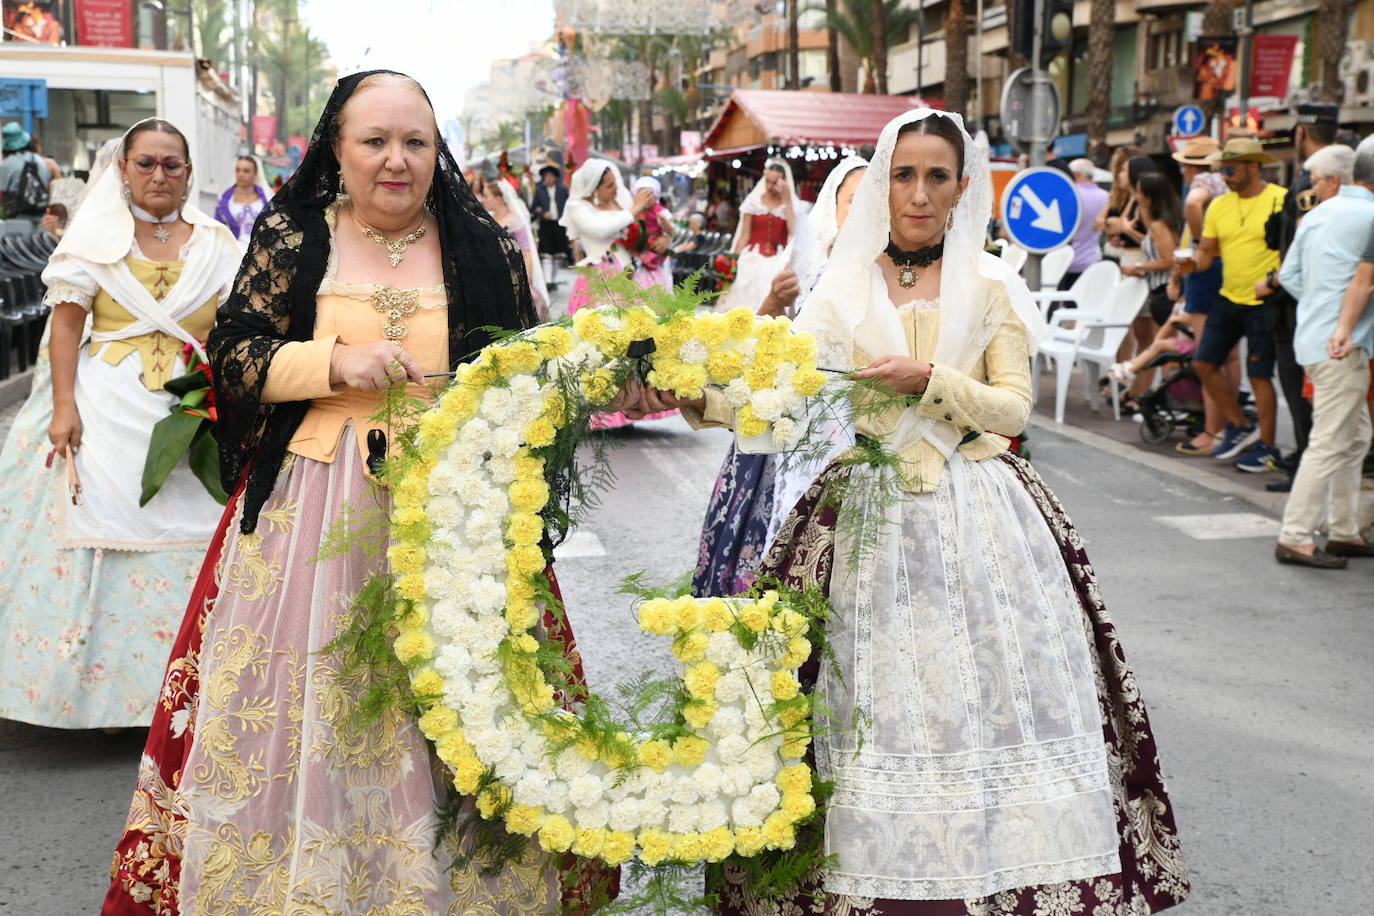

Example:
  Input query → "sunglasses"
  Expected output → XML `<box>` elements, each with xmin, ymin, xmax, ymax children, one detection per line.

<box><xmin>129</xmin><ymin>156</ymin><xmax>187</xmax><ymax>177</ymax></box>
<box><xmin>1218</xmin><ymin>165</ymin><xmax>1248</xmax><ymax>176</ymax></box>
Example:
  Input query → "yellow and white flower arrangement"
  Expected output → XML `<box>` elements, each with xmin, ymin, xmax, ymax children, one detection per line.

<box><xmin>385</xmin><ymin>296</ymin><xmax>823</xmax><ymax>867</ymax></box>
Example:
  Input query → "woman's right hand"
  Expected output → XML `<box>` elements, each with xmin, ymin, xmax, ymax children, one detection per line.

<box><xmin>329</xmin><ymin>341</ymin><xmax>424</xmax><ymax>392</ymax></box>
<box><xmin>49</xmin><ymin>402</ymin><xmax>82</xmax><ymax>452</ymax></box>
<box><xmin>632</xmin><ymin>188</ymin><xmax>657</xmax><ymax>215</ymax></box>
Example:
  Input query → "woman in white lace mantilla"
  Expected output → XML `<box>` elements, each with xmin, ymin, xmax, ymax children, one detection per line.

<box><xmin>643</xmin><ymin>110</ymin><xmax>1189</xmax><ymax>916</ymax></box>
<box><xmin>716</xmin><ymin>158</ymin><xmax>809</xmax><ymax>313</ymax></box>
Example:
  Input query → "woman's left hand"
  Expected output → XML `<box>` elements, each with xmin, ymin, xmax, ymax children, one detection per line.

<box><xmin>854</xmin><ymin>355</ymin><xmax>931</xmax><ymax>395</ymax></box>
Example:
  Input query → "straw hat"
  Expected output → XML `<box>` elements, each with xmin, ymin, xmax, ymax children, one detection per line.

<box><xmin>1172</xmin><ymin>136</ymin><xmax>1222</xmax><ymax>166</ymax></box>
<box><xmin>1205</xmin><ymin>136</ymin><xmax>1277</xmax><ymax>164</ymax></box>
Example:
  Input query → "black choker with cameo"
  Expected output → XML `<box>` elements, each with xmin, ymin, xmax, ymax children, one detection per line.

<box><xmin>885</xmin><ymin>239</ymin><xmax>944</xmax><ymax>288</ymax></box>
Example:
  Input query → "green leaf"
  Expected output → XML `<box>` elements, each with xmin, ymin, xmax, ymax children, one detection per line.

<box><xmin>179</xmin><ymin>387</ymin><xmax>209</xmax><ymax>409</ymax></box>
<box><xmin>188</xmin><ymin>427</ymin><xmax>229</xmax><ymax>505</ymax></box>
<box><xmin>139</xmin><ymin>412</ymin><xmax>204</xmax><ymax>506</ymax></box>
<box><xmin>162</xmin><ymin>370</ymin><xmax>207</xmax><ymax>398</ymax></box>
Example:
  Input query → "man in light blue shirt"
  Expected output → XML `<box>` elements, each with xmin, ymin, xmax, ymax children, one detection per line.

<box><xmin>1274</xmin><ymin>139</ymin><xmax>1374</xmax><ymax>568</ymax></box>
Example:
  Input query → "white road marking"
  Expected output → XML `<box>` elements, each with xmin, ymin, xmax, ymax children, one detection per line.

<box><xmin>1154</xmin><ymin>512</ymin><xmax>1279</xmax><ymax>540</ymax></box>
<box><xmin>553</xmin><ymin>530</ymin><xmax>607</xmax><ymax>558</ymax></box>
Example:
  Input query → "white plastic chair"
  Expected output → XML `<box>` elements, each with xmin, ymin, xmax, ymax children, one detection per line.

<box><xmin>1033</xmin><ymin>275</ymin><xmax>1149</xmax><ymax>423</ymax></box>
<box><xmin>1027</xmin><ymin>260</ymin><xmax>1120</xmax><ymax>320</ymax></box>
<box><xmin>1038</xmin><ymin>244</ymin><xmax>1075</xmax><ymax>289</ymax></box>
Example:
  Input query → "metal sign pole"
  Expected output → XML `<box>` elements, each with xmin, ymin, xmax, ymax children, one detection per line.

<box><xmin>1024</xmin><ymin>0</ymin><xmax>1046</xmax><ymax>293</ymax></box>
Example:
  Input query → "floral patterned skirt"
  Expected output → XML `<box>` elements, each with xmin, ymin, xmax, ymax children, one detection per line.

<box><xmin>0</xmin><ymin>357</ymin><xmax>203</xmax><ymax>729</ymax></box>
<box><xmin>100</xmin><ymin>443</ymin><xmax>616</xmax><ymax>915</ymax></box>
<box><xmin>709</xmin><ymin>453</ymin><xmax>1190</xmax><ymax>916</ymax></box>
<box><xmin>691</xmin><ymin>443</ymin><xmax>777</xmax><ymax>598</ymax></box>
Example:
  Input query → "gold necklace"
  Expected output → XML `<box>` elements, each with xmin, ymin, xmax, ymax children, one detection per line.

<box><xmin>357</xmin><ymin>216</ymin><xmax>428</xmax><ymax>267</ymax></box>
<box><xmin>370</xmin><ymin>286</ymin><xmax>421</xmax><ymax>341</ymax></box>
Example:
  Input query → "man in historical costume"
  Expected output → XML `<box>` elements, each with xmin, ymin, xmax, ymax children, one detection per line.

<box><xmin>530</xmin><ymin>163</ymin><xmax>571</xmax><ymax>289</ymax></box>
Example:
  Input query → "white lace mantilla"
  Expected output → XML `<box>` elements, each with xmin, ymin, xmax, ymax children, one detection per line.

<box><xmin>817</xmin><ymin>454</ymin><xmax>1120</xmax><ymax>900</ymax></box>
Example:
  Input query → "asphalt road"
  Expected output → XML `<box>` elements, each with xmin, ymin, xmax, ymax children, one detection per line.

<box><xmin>2</xmin><ymin>394</ymin><xmax>1372</xmax><ymax>914</ymax></box>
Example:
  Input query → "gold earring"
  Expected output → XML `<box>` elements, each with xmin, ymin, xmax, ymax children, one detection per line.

<box><xmin>947</xmin><ymin>197</ymin><xmax>960</xmax><ymax>230</ymax></box>
<box><xmin>337</xmin><ymin>168</ymin><xmax>347</xmax><ymax>197</ymax></box>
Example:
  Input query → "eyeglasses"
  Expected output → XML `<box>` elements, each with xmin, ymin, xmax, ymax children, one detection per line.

<box><xmin>129</xmin><ymin>156</ymin><xmax>187</xmax><ymax>177</ymax></box>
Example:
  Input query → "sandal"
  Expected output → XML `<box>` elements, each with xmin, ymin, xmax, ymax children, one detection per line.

<box><xmin>1175</xmin><ymin>433</ymin><xmax>1216</xmax><ymax>456</ymax></box>
<box><xmin>1109</xmin><ymin>361</ymin><xmax>1137</xmax><ymax>385</ymax></box>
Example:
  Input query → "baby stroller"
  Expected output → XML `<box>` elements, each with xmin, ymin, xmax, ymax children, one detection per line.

<box><xmin>1135</xmin><ymin>330</ymin><xmax>1206</xmax><ymax>446</ymax></box>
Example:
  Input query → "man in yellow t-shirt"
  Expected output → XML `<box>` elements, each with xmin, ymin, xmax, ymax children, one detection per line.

<box><xmin>1177</xmin><ymin>137</ymin><xmax>1286</xmax><ymax>472</ymax></box>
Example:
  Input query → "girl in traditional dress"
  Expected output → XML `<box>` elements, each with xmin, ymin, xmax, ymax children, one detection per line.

<box><xmin>0</xmin><ymin>118</ymin><xmax>242</xmax><ymax>730</ymax></box>
<box><xmin>716</xmin><ymin>158</ymin><xmax>801</xmax><ymax>312</ymax></box>
<box><xmin>638</xmin><ymin>110</ymin><xmax>1190</xmax><ymax>916</ymax></box>
<box><xmin>213</xmin><ymin>155</ymin><xmax>270</xmax><ymax>247</ymax></box>
<box><xmin>481</xmin><ymin>177</ymin><xmax>551</xmax><ymax>318</ymax></box>
<box><xmin>691</xmin><ymin>156</ymin><xmax>866</xmax><ymax>598</ymax></box>
<box><xmin>561</xmin><ymin>159</ymin><xmax>674</xmax><ymax>428</ymax></box>
<box><xmin>629</xmin><ymin>175</ymin><xmax>675</xmax><ymax>289</ymax></box>
<box><xmin>100</xmin><ymin>71</ymin><xmax>613</xmax><ymax>915</ymax></box>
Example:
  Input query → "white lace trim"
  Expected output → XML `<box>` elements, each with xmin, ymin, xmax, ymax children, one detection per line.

<box><xmin>821</xmin><ymin>852</ymin><xmax>1122</xmax><ymax>901</ymax></box>
<box><xmin>43</xmin><ymin>278</ymin><xmax>94</xmax><ymax>309</ymax></box>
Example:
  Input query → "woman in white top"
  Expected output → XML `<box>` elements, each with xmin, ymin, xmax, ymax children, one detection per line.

<box><xmin>480</xmin><ymin>177</ymin><xmax>551</xmax><ymax>318</ymax></box>
<box><xmin>213</xmin><ymin>155</ymin><xmax>270</xmax><ymax>246</ymax></box>
<box><xmin>0</xmin><ymin>118</ymin><xmax>241</xmax><ymax>729</ymax></box>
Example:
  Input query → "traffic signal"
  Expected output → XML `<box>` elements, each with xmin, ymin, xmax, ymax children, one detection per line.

<box><xmin>1010</xmin><ymin>0</ymin><xmax>1075</xmax><ymax>65</ymax></box>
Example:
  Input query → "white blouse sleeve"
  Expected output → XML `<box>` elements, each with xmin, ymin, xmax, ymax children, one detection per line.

<box><xmin>566</xmin><ymin>200</ymin><xmax>634</xmax><ymax>242</ymax></box>
<box><xmin>41</xmin><ymin>255</ymin><xmax>100</xmax><ymax>310</ymax></box>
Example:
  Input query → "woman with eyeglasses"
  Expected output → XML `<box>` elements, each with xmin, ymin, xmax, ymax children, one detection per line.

<box><xmin>0</xmin><ymin>118</ymin><xmax>242</xmax><ymax>730</ymax></box>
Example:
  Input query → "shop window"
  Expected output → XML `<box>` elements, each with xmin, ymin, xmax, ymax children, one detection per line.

<box><xmin>1149</xmin><ymin>28</ymin><xmax>1184</xmax><ymax>70</ymax></box>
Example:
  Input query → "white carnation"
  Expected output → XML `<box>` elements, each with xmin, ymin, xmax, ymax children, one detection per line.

<box><xmin>771</xmin><ymin>417</ymin><xmax>799</xmax><ymax>448</ymax></box>
<box><xmin>464</xmin><ymin>509</ymin><xmax>500</xmax><ymax>544</ymax></box>
<box><xmin>731</xmin><ymin>796</ymin><xmax>764</xmax><ymax>828</ymax></box>
<box><xmin>695</xmin><ymin>799</ymin><xmax>729</xmax><ymax>831</ymax></box>
<box><xmin>509</xmin><ymin>375</ymin><xmax>541</xmax><ymax>400</ymax></box>
<box><xmin>458</xmin><ymin>417</ymin><xmax>493</xmax><ymax>451</ymax></box>
<box><xmin>738</xmin><ymin>337</ymin><xmax>757</xmax><ymax>358</ymax></box>
<box><xmin>477</xmin><ymin>489</ymin><xmax>509</xmax><ymax>518</ymax></box>
<box><xmin>747</xmin><ymin>782</ymin><xmax>781</xmax><ymax>817</ymax></box>
<box><xmin>708</xmin><ymin>707</ymin><xmax>745</xmax><ymax>740</ymax></box>
<box><xmin>423</xmin><ymin>567</ymin><xmax>458</xmax><ymax>601</ymax></box>
<box><xmin>486</xmin><ymin>456</ymin><xmax>517</xmax><ymax>485</ymax></box>
<box><xmin>543</xmin><ymin>780</ymin><xmax>571</xmax><ymax>813</ymax></box>
<box><xmin>712</xmin><ymin>671</ymin><xmax>748</xmax><ymax>704</ymax></box>
<box><xmin>515</xmin><ymin>772</ymin><xmax>552</xmax><ymax>809</ymax></box>
<box><xmin>480</xmin><ymin>388</ymin><xmax>516</xmax><ymax>424</ymax></box>
<box><xmin>723</xmin><ymin>378</ymin><xmax>752</xmax><ymax>409</ymax></box>
<box><xmin>721</xmin><ymin>764</ymin><xmax>754</xmax><ymax>798</ymax></box>
<box><xmin>428</xmin><ymin>495</ymin><xmax>463</xmax><ymax>528</ymax></box>
<box><xmin>575</xmin><ymin>799</ymin><xmax>609</xmax><ymax>828</ymax></box>
<box><xmin>745</xmin><ymin>747</ymin><xmax>779</xmax><ymax>783</ymax></box>
<box><xmin>568</xmin><ymin>774</ymin><xmax>605</xmax><ymax>809</ymax></box>
<box><xmin>679</xmin><ymin>338</ymin><xmax>709</xmax><ymax>365</ymax></box>
<box><xmin>749</xmin><ymin>388</ymin><xmax>784</xmax><ymax>422</ymax></box>
<box><xmin>608</xmin><ymin>798</ymin><xmax>641</xmax><ymax>833</ymax></box>
<box><xmin>669</xmin><ymin>773</ymin><xmax>700</xmax><ymax>806</ymax></box>
<box><xmin>666</xmin><ymin>805</ymin><xmax>697</xmax><ymax>835</ymax></box>
<box><xmin>775</xmin><ymin>363</ymin><xmax>797</xmax><ymax>388</ymax></box>
<box><xmin>428</xmin><ymin>462</ymin><xmax>459</xmax><ymax>494</ymax></box>
<box><xmin>470</xmin><ymin>576</ymin><xmax>506</xmax><ymax>613</ymax></box>
<box><xmin>556</xmin><ymin>746</ymin><xmax>593</xmax><ymax>779</ymax></box>
<box><xmin>490</xmin><ymin>427</ymin><xmax>522</xmax><ymax>458</ymax></box>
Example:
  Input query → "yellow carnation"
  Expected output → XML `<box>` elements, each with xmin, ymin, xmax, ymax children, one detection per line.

<box><xmin>778</xmin><ymin>700</ymin><xmax>810</xmax><ymax>728</ymax></box>
<box><xmin>771</xmin><ymin>670</ymin><xmax>800</xmax><ymax>701</ymax></box>
<box><xmin>505</xmin><ymin>600</ymin><xmax>539</xmax><ymax>631</ymax></box>
<box><xmin>506</xmin><ymin>803</ymin><xmax>543</xmax><ymax>836</ymax></box>
<box><xmin>396</xmin><ymin>573</ymin><xmax>428</xmax><ymax>602</ymax></box>
<box><xmin>393</xmin><ymin>628</ymin><xmax>434</xmax><ymax>664</ymax></box>
<box><xmin>781</xmin><ymin>736</ymin><xmax>810</xmax><ymax>759</ymax></box>
<box><xmin>445</xmin><ymin>387</ymin><xmax>480</xmax><ymax>419</ymax></box>
<box><xmin>673</xmin><ymin>596</ymin><xmax>703</xmax><ymax>630</ymax></box>
<box><xmin>673</xmin><ymin>832</ymin><xmax>705</xmax><ymax>863</ymax></box>
<box><xmin>776</xmin><ymin>764</ymin><xmax>812</xmax><ymax>795</ymax></box>
<box><xmin>581</xmin><ymin>368</ymin><xmax>618</xmax><ymax>404</ymax></box>
<box><xmin>684</xmin><ymin>661</ymin><xmax>720</xmax><ymax>700</ymax></box>
<box><xmin>701</xmin><ymin>598</ymin><xmax>734</xmax><ymax>632</ymax></box>
<box><xmin>638</xmin><ymin>829</ymin><xmax>672</xmax><ymax>866</ymax></box>
<box><xmin>638</xmin><ymin>598</ymin><xmax>676</xmax><ymax>636</ymax></box>
<box><xmin>533</xmin><ymin>325</ymin><xmax>574</xmax><ymax>359</ymax></box>
<box><xmin>399</xmin><ymin>603</ymin><xmax>429</xmax><ymax>630</ymax></box>
<box><xmin>626</xmin><ymin>306</ymin><xmax>658</xmax><ymax>340</ymax></box>
<box><xmin>672</xmin><ymin>735</ymin><xmax>709</xmax><ymax>768</ymax></box>
<box><xmin>781</xmin><ymin>791</ymin><xmax>816</xmax><ymax>820</ymax></box>
<box><xmin>433</xmin><ymin>729</ymin><xmax>467</xmax><ymax>763</ymax></box>
<box><xmin>736</xmin><ymin>405</ymin><xmax>768</xmax><ymax>439</ymax></box>
<box><xmin>540</xmin><ymin>391</ymin><xmax>569</xmax><ymax>424</ymax></box>
<box><xmin>506</xmin><ymin>512</ymin><xmax>544</xmax><ymax>546</ymax></box>
<box><xmin>572</xmin><ymin>309</ymin><xmax>606</xmax><ymax>342</ymax></box>
<box><xmin>725</xmin><ymin>307</ymin><xmax>756</xmax><ymax>339</ymax></box>
<box><xmin>452</xmin><ymin>757</ymin><xmax>484</xmax><ymax>795</ymax></box>
<box><xmin>576</xmin><ymin>735</ymin><xmax>601</xmax><ymax>761</ymax></box>
<box><xmin>791</xmin><ymin>367</ymin><xmax>827</xmax><ymax>397</ymax></box>
<box><xmin>743</xmin><ymin>363</ymin><xmax>776</xmax><ymax>391</ymax></box>
<box><xmin>771</xmin><ymin>607</ymin><xmax>808</xmax><ymax>637</ymax></box>
<box><xmin>601</xmin><ymin>830</ymin><xmax>636</xmax><ymax>865</ymax></box>
<box><xmin>761</xmin><ymin>813</ymin><xmax>796</xmax><ymax>850</ymax></box>
<box><xmin>572</xmin><ymin>827</ymin><xmax>607</xmax><ymax>859</ymax></box>
<box><xmin>733</xmin><ymin>826</ymin><xmax>765</xmax><ymax>857</ymax></box>
<box><xmin>391</xmin><ymin>502</ymin><xmax>426</xmax><ymax>531</ymax></box>
<box><xmin>410</xmin><ymin>668</ymin><xmax>445</xmax><ymax>700</ymax></box>
<box><xmin>705</xmin><ymin>349</ymin><xmax>745</xmax><ymax>384</ymax></box>
<box><xmin>508</xmin><ymin>543</ymin><xmax>546</xmax><ymax>577</ymax></box>
<box><xmin>696</xmin><ymin>315</ymin><xmax>729</xmax><ymax>348</ymax></box>
<box><xmin>476</xmin><ymin>784</ymin><xmax>511</xmax><ymax>818</ymax></box>
<box><xmin>637</xmin><ymin>738</ymin><xmax>673</xmax><ymax>772</ymax></box>
<box><xmin>394</xmin><ymin>475</ymin><xmax>427</xmax><ymax>508</ymax></box>
<box><xmin>737</xmin><ymin>602</ymin><xmax>769</xmax><ymax>633</ymax></box>
<box><xmin>538</xmin><ymin>814</ymin><xmax>576</xmax><ymax>853</ymax></box>
<box><xmin>514</xmin><ymin>633</ymin><xmax>540</xmax><ymax>654</ymax></box>
<box><xmin>509</xmin><ymin>477</ymin><xmax>551</xmax><ymax>513</ymax></box>
<box><xmin>417</xmin><ymin>704</ymin><xmax>458</xmax><ymax>739</ymax></box>
<box><xmin>701</xmin><ymin>826</ymin><xmax>735</xmax><ymax>862</ymax></box>
<box><xmin>673</xmin><ymin>631</ymin><xmax>709</xmax><ymax>664</ymax></box>
<box><xmin>507</xmin><ymin>575</ymin><xmax>537</xmax><ymax>601</ymax></box>
<box><xmin>682</xmin><ymin>698</ymin><xmax>718</xmax><ymax>731</ymax></box>
<box><xmin>784</xmin><ymin>333</ymin><xmax>818</xmax><ymax>363</ymax></box>
<box><xmin>522</xmin><ymin>417</ymin><xmax>556</xmax><ymax>448</ymax></box>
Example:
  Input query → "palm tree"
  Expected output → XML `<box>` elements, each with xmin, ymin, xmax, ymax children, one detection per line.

<box><xmin>192</xmin><ymin>0</ymin><xmax>232</xmax><ymax>73</ymax></box>
<box><xmin>944</xmin><ymin>0</ymin><xmax>969</xmax><ymax>114</ymax></box>
<box><xmin>251</xmin><ymin>0</ymin><xmax>331</xmax><ymax>141</ymax></box>
<box><xmin>1313</xmin><ymin>0</ymin><xmax>1351</xmax><ymax>102</ymax></box>
<box><xmin>872</xmin><ymin>0</ymin><xmax>889</xmax><ymax>93</ymax></box>
<box><xmin>1085</xmin><ymin>0</ymin><xmax>1114</xmax><ymax>157</ymax></box>
<box><xmin>826</xmin><ymin>0</ymin><xmax>842</xmax><ymax>91</ymax></box>
<box><xmin>810</xmin><ymin>0</ymin><xmax>920</xmax><ymax>94</ymax></box>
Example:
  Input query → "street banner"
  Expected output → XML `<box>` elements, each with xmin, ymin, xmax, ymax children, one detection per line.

<box><xmin>1194</xmin><ymin>35</ymin><xmax>1238</xmax><ymax>101</ymax></box>
<box><xmin>564</xmin><ymin>98</ymin><xmax>589</xmax><ymax>170</ymax></box>
<box><xmin>251</xmin><ymin>115</ymin><xmax>277</xmax><ymax>150</ymax></box>
<box><xmin>1249</xmin><ymin>34</ymin><xmax>1299</xmax><ymax>99</ymax></box>
<box><xmin>680</xmin><ymin>131</ymin><xmax>703</xmax><ymax>156</ymax></box>
<box><xmin>74</xmin><ymin>0</ymin><xmax>132</xmax><ymax>47</ymax></box>
<box><xmin>622</xmin><ymin>144</ymin><xmax>639</xmax><ymax>162</ymax></box>
<box><xmin>4</xmin><ymin>0</ymin><xmax>63</xmax><ymax>43</ymax></box>
<box><xmin>639</xmin><ymin>144</ymin><xmax>658</xmax><ymax>161</ymax></box>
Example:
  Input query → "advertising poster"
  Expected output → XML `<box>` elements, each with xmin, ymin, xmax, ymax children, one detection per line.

<box><xmin>1249</xmin><ymin>34</ymin><xmax>1299</xmax><ymax>99</ymax></box>
<box><xmin>1194</xmin><ymin>35</ymin><xmax>1238</xmax><ymax>101</ymax></box>
<box><xmin>4</xmin><ymin>0</ymin><xmax>64</xmax><ymax>43</ymax></box>
<box><xmin>74</xmin><ymin>0</ymin><xmax>131</xmax><ymax>47</ymax></box>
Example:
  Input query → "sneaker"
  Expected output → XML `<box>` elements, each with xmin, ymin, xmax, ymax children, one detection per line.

<box><xmin>1234</xmin><ymin>440</ymin><xmax>1280</xmax><ymax>473</ymax></box>
<box><xmin>1212</xmin><ymin>422</ymin><xmax>1259</xmax><ymax>460</ymax></box>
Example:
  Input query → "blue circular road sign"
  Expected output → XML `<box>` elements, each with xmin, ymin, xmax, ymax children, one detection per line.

<box><xmin>999</xmin><ymin>167</ymin><xmax>1082</xmax><ymax>254</ymax></box>
<box><xmin>1172</xmin><ymin>105</ymin><xmax>1205</xmax><ymax>138</ymax></box>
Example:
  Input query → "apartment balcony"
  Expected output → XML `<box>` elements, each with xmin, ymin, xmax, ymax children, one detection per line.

<box><xmin>888</xmin><ymin>34</ymin><xmax>954</xmax><ymax>95</ymax></box>
<box><xmin>745</xmin><ymin>26</ymin><xmax>828</xmax><ymax>59</ymax></box>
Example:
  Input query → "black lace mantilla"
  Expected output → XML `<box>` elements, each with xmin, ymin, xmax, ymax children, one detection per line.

<box><xmin>208</xmin><ymin>70</ymin><xmax>537</xmax><ymax>534</ymax></box>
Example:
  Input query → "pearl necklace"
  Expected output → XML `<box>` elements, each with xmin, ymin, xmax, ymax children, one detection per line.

<box><xmin>129</xmin><ymin>203</ymin><xmax>181</xmax><ymax>244</ymax></box>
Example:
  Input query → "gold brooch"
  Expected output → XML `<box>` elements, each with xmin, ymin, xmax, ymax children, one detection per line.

<box><xmin>370</xmin><ymin>286</ymin><xmax>420</xmax><ymax>342</ymax></box>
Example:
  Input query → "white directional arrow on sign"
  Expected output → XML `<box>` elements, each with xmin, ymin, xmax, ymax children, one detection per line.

<box><xmin>1017</xmin><ymin>186</ymin><xmax>1063</xmax><ymax>233</ymax></box>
